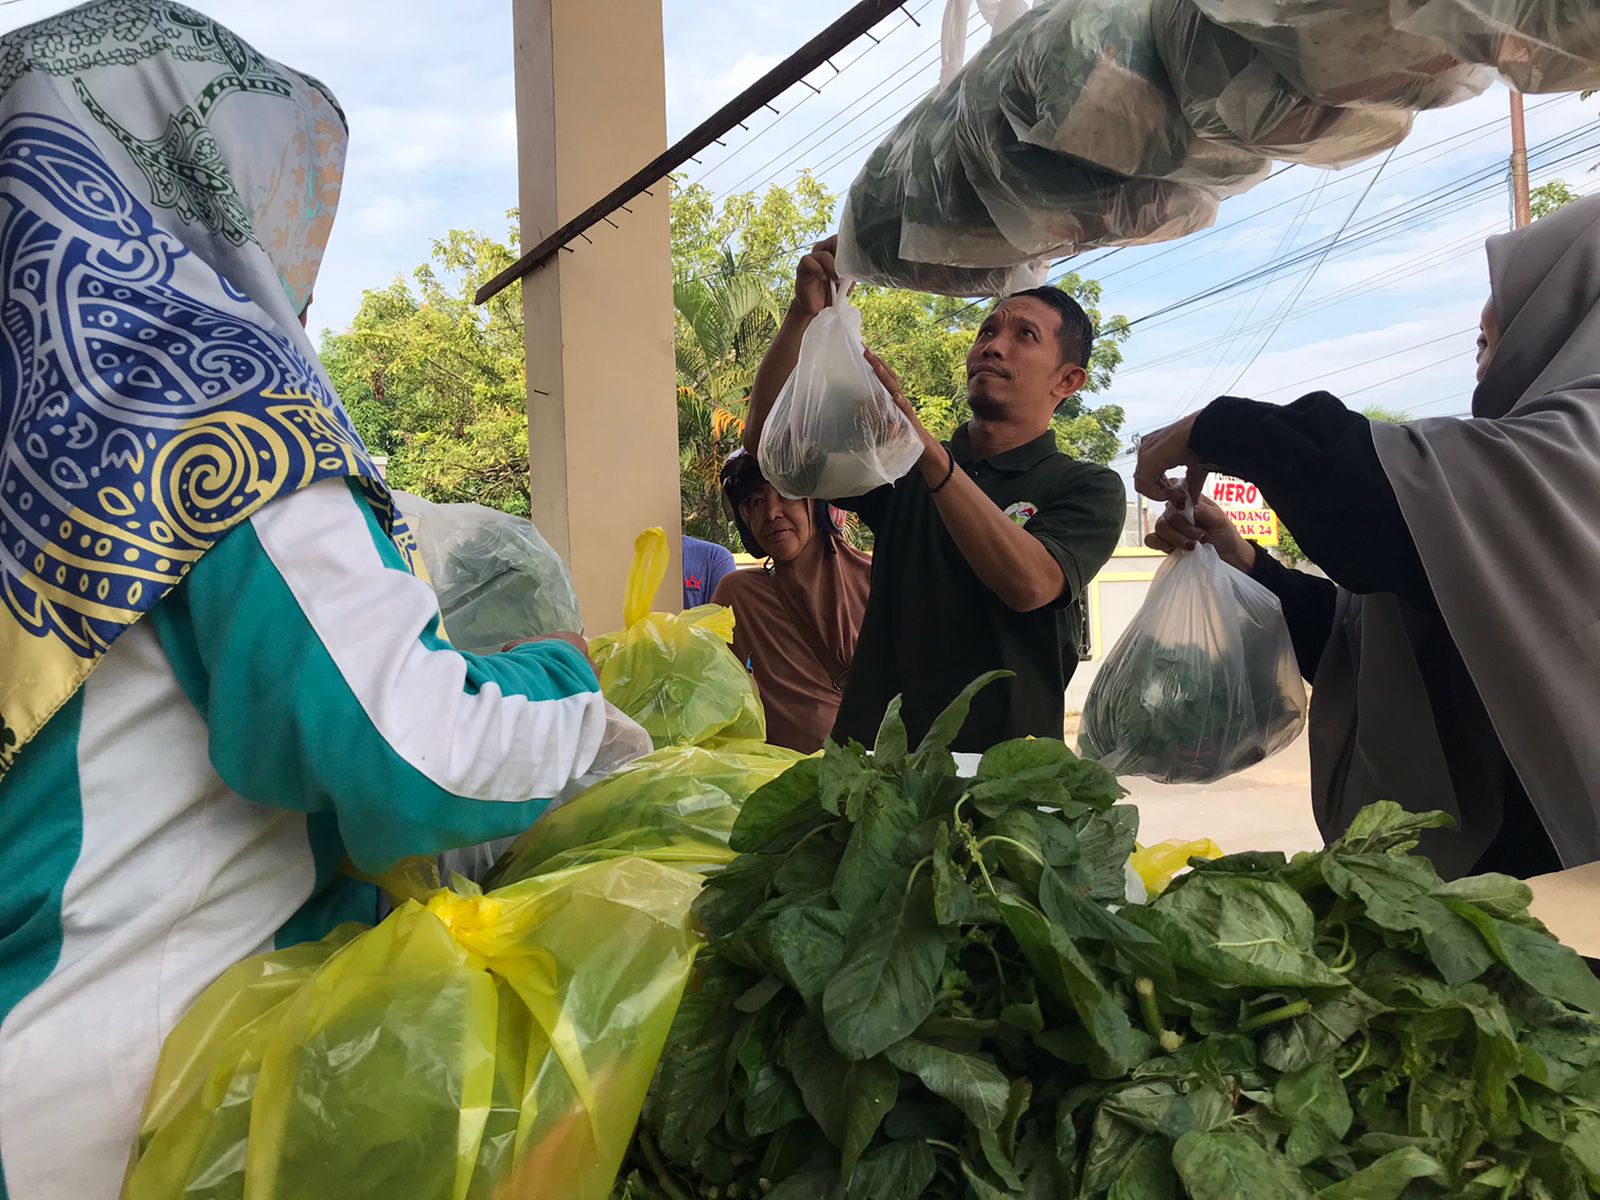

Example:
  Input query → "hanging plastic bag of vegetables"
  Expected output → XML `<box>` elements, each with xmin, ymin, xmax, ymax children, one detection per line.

<box><xmin>756</xmin><ymin>281</ymin><xmax>925</xmax><ymax>500</ymax></box>
<box><xmin>589</xmin><ymin>528</ymin><xmax>766</xmax><ymax>748</ymax></box>
<box><xmin>1191</xmin><ymin>0</ymin><xmax>1493</xmax><ymax>111</ymax></box>
<box><xmin>1391</xmin><ymin>0</ymin><xmax>1600</xmax><ymax>94</ymax></box>
<box><xmin>122</xmin><ymin>857</ymin><xmax>702</xmax><ymax>1200</ymax></box>
<box><xmin>1152</xmin><ymin>0</ymin><xmax>1416</xmax><ymax>167</ymax></box>
<box><xmin>1079</xmin><ymin>519</ymin><xmax>1307</xmax><ymax>784</ymax></box>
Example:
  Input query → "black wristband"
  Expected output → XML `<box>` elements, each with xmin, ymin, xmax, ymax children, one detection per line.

<box><xmin>928</xmin><ymin>447</ymin><xmax>957</xmax><ymax>495</ymax></box>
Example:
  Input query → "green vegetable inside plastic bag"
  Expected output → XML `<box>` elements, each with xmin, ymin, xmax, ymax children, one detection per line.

<box><xmin>589</xmin><ymin>528</ymin><xmax>765</xmax><ymax>748</ymax></box>
<box><xmin>394</xmin><ymin>490</ymin><xmax>583</xmax><ymax>653</ymax></box>
<box><xmin>484</xmin><ymin>739</ymin><xmax>805</xmax><ymax>888</ymax></box>
<box><xmin>123</xmin><ymin>858</ymin><xmax>702</xmax><ymax>1200</ymax></box>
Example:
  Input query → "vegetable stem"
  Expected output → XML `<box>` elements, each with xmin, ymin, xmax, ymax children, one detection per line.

<box><xmin>1135</xmin><ymin>977</ymin><xmax>1185</xmax><ymax>1052</ymax></box>
<box><xmin>1135</xmin><ymin>977</ymin><xmax>1164</xmax><ymax>1039</ymax></box>
<box><xmin>905</xmin><ymin>854</ymin><xmax>933</xmax><ymax>899</ymax></box>
<box><xmin>638</xmin><ymin>1132</ymin><xmax>693</xmax><ymax>1200</ymax></box>
<box><xmin>1338</xmin><ymin>1032</ymin><xmax>1372</xmax><ymax>1080</ymax></box>
<box><xmin>973</xmin><ymin>835</ymin><xmax>1047</xmax><ymax>867</ymax></box>
<box><xmin>1239</xmin><ymin>999</ymin><xmax>1312</xmax><ymax>1033</ymax></box>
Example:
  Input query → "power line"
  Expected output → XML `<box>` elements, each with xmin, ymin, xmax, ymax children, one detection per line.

<box><xmin>1251</xmin><ymin>326</ymin><xmax>1477</xmax><ymax>398</ymax></box>
<box><xmin>1220</xmin><ymin>144</ymin><xmax>1398</xmax><ymax>397</ymax></box>
<box><xmin>1115</xmin><ymin>224</ymin><xmax>1495</xmax><ymax>376</ymax></box>
<box><xmin>1117</xmin><ymin>126</ymin><xmax>1600</xmax><ymax>332</ymax></box>
<box><xmin>1089</xmin><ymin>95</ymin><xmax>1572</xmax><ymax>292</ymax></box>
<box><xmin>1169</xmin><ymin>174</ymin><xmax>1328</xmax><ymax>421</ymax></box>
<box><xmin>713</xmin><ymin>5</ymin><xmax>967</xmax><ymax>201</ymax></box>
<box><xmin>1102</xmin><ymin>166</ymin><xmax>1600</xmax><ymax>463</ymax></box>
<box><xmin>1340</xmin><ymin>349</ymin><xmax>1463</xmax><ymax>399</ymax></box>
<box><xmin>696</xmin><ymin>0</ymin><xmax>937</xmax><ymax>182</ymax></box>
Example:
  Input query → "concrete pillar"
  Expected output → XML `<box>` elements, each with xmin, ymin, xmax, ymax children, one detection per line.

<box><xmin>512</xmin><ymin>0</ymin><xmax>681</xmax><ymax>633</ymax></box>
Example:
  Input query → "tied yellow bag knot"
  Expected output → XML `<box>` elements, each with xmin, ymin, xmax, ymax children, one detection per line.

<box><xmin>590</xmin><ymin>528</ymin><xmax>765</xmax><ymax>749</ymax></box>
<box><xmin>683</xmin><ymin>603</ymin><xmax>735</xmax><ymax>645</ymax></box>
<box><xmin>424</xmin><ymin>890</ymin><xmax>506</xmax><ymax>961</ymax></box>
<box><xmin>1131</xmin><ymin>837</ymin><xmax>1225</xmax><ymax>897</ymax></box>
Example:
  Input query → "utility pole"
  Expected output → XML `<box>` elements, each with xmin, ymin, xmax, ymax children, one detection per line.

<box><xmin>1510</xmin><ymin>90</ymin><xmax>1532</xmax><ymax>229</ymax></box>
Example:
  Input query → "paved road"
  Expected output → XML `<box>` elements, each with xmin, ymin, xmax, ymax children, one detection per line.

<box><xmin>1068</xmin><ymin>719</ymin><xmax>1323</xmax><ymax>858</ymax></box>
<box><xmin>1120</xmin><ymin>736</ymin><xmax>1323</xmax><ymax>858</ymax></box>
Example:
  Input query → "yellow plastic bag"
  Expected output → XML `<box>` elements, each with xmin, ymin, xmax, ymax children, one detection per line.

<box><xmin>484</xmin><ymin>740</ymin><xmax>803</xmax><ymax>887</ymax></box>
<box><xmin>589</xmin><ymin>528</ymin><xmax>765</xmax><ymax>748</ymax></box>
<box><xmin>123</xmin><ymin>858</ymin><xmax>702</xmax><ymax>1200</ymax></box>
<box><xmin>1130</xmin><ymin>837</ymin><xmax>1225</xmax><ymax>897</ymax></box>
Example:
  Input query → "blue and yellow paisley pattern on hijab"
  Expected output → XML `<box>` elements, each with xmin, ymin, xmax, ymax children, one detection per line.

<box><xmin>0</xmin><ymin>0</ymin><xmax>394</xmax><ymax>776</ymax></box>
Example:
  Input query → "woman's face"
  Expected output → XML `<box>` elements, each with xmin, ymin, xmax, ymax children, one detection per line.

<box><xmin>739</xmin><ymin>483</ymin><xmax>815</xmax><ymax>563</ymax></box>
<box><xmin>1476</xmin><ymin>296</ymin><xmax>1501</xmax><ymax>383</ymax></box>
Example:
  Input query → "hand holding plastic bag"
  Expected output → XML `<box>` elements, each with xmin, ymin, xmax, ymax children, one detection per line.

<box><xmin>484</xmin><ymin>740</ymin><xmax>804</xmax><ymax>887</ymax></box>
<box><xmin>589</xmin><ymin>529</ymin><xmax>765</xmax><ymax>748</ymax></box>
<box><xmin>1079</xmin><ymin>537</ymin><xmax>1307</xmax><ymax>785</ymax></box>
<box><xmin>123</xmin><ymin>858</ymin><xmax>701</xmax><ymax>1200</ymax></box>
<box><xmin>757</xmin><ymin>283</ymin><xmax>923</xmax><ymax>499</ymax></box>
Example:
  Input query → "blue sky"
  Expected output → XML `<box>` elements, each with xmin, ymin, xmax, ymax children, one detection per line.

<box><xmin>6</xmin><ymin>0</ymin><xmax>1598</xmax><ymax>479</ymax></box>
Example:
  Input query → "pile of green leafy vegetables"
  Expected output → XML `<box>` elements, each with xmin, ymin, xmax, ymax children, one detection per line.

<box><xmin>1079</xmin><ymin>639</ymin><xmax>1307</xmax><ymax>785</ymax></box>
<box><xmin>612</xmin><ymin>675</ymin><xmax>1600</xmax><ymax>1200</ymax></box>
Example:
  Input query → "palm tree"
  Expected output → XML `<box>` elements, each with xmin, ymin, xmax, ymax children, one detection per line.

<box><xmin>674</xmin><ymin>249</ymin><xmax>781</xmax><ymax>546</ymax></box>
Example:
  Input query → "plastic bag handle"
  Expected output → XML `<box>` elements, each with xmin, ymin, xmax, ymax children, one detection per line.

<box><xmin>621</xmin><ymin>527</ymin><xmax>669</xmax><ymax>628</ymax></box>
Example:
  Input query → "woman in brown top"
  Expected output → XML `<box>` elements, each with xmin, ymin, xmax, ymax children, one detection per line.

<box><xmin>714</xmin><ymin>453</ymin><xmax>873</xmax><ymax>753</ymax></box>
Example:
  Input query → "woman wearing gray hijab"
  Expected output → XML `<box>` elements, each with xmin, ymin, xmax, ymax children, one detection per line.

<box><xmin>1131</xmin><ymin>194</ymin><xmax>1600</xmax><ymax>880</ymax></box>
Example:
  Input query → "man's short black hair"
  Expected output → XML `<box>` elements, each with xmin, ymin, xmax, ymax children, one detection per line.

<box><xmin>1002</xmin><ymin>286</ymin><xmax>1094</xmax><ymax>369</ymax></box>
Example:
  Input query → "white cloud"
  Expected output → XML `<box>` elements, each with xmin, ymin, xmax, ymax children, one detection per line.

<box><xmin>666</xmin><ymin>51</ymin><xmax>786</xmax><ymax>136</ymax></box>
<box><xmin>347</xmin><ymin>194</ymin><xmax>441</xmax><ymax>238</ymax></box>
<box><xmin>346</xmin><ymin>92</ymin><xmax>519</xmax><ymax>177</ymax></box>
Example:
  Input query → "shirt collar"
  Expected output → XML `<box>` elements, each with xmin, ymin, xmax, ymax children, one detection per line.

<box><xmin>950</xmin><ymin>424</ymin><xmax>1060</xmax><ymax>473</ymax></box>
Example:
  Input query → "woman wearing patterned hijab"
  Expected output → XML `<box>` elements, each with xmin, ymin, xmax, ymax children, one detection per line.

<box><xmin>1133</xmin><ymin>194</ymin><xmax>1600</xmax><ymax>884</ymax></box>
<box><xmin>0</xmin><ymin>6</ymin><xmax>621</xmax><ymax>1194</ymax></box>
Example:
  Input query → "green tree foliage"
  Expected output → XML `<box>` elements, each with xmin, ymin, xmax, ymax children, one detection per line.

<box><xmin>1531</xmin><ymin>179</ymin><xmax>1580</xmax><ymax>220</ymax></box>
<box><xmin>321</xmin><ymin>216</ymin><xmax>532</xmax><ymax>514</ymax></box>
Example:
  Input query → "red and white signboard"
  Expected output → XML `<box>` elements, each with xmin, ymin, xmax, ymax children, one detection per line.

<box><xmin>1205</xmin><ymin>475</ymin><xmax>1279</xmax><ymax>546</ymax></box>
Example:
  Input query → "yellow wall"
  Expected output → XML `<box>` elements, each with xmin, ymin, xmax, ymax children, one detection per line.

<box><xmin>1085</xmin><ymin>545</ymin><xmax>1162</xmax><ymax>659</ymax></box>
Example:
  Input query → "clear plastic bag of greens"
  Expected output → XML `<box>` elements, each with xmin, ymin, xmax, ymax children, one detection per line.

<box><xmin>1079</xmin><ymin>534</ymin><xmax>1306</xmax><ymax>785</ymax></box>
<box><xmin>589</xmin><ymin>528</ymin><xmax>766</xmax><ymax>748</ymax></box>
<box><xmin>835</xmin><ymin>0</ymin><xmax>1241</xmax><ymax>300</ymax></box>
<box><xmin>757</xmin><ymin>281</ymin><xmax>924</xmax><ymax>500</ymax></box>
<box><xmin>1152</xmin><ymin>0</ymin><xmax>1415</xmax><ymax>166</ymax></box>
<box><xmin>991</xmin><ymin>0</ymin><xmax>1268</xmax><ymax>193</ymax></box>
<box><xmin>394</xmin><ymin>490</ymin><xmax>582</xmax><ymax>652</ymax></box>
<box><xmin>1392</xmin><ymin>0</ymin><xmax>1600</xmax><ymax>93</ymax></box>
<box><xmin>1192</xmin><ymin>0</ymin><xmax>1493</xmax><ymax>110</ymax></box>
<box><xmin>123</xmin><ymin>858</ymin><xmax>701</xmax><ymax>1200</ymax></box>
<box><xmin>484</xmin><ymin>740</ymin><xmax>804</xmax><ymax>888</ymax></box>
<box><xmin>836</xmin><ymin>129</ymin><xmax>1047</xmax><ymax>296</ymax></box>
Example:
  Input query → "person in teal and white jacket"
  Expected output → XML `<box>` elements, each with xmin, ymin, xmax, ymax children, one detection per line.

<box><xmin>0</xmin><ymin>6</ymin><xmax>637</xmax><ymax>1197</ymax></box>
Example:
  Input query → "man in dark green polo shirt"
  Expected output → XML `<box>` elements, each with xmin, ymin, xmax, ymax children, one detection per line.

<box><xmin>744</xmin><ymin>236</ymin><xmax>1126</xmax><ymax>752</ymax></box>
